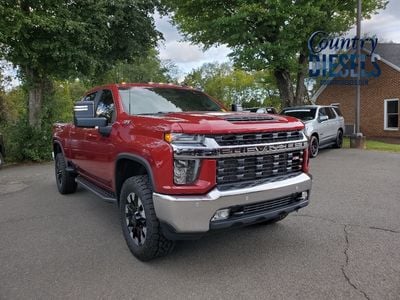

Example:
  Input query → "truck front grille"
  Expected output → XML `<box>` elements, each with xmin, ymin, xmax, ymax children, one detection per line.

<box><xmin>217</xmin><ymin>150</ymin><xmax>303</xmax><ymax>185</ymax></box>
<box><xmin>209</xmin><ymin>130</ymin><xmax>302</xmax><ymax>146</ymax></box>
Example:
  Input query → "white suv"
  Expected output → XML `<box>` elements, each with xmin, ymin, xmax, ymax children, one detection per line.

<box><xmin>281</xmin><ymin>105</ymin><xmax>345</xmax><ymax>157</ymax></box>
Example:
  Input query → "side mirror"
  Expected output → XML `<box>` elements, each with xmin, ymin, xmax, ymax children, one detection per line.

<box><xmin>231</xmin><ymin>104</ymin><xmax>243</xmax><ymax>112</ymax></box>
<box><xmin>75</xmin><ymin>117</ymin><xmax>108</xmax><ymax>128</ymax></box>
<box><xmin>318</xmin><ymin>115</ymin><xmax>329</xmax><ymax>122</ymax></box>
<box><xmin>74</xmin><ymin>101</ymin><xmax>107</xmax><ymax>128</ymax></box>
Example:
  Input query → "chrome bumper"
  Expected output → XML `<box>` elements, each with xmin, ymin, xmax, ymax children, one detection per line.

<box><xmin>153</xmin><ymin>173</ymin><xmax>312</xmax><ymax>233</ymax></box>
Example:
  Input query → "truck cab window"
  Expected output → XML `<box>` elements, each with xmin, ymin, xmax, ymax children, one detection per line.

<box><xmin>83</xmin><ymin>92</ymin><xmax>97</xmax><ymax>102</ymax></box>
<box><xmin>96</xmin><ymin>90</ymin><xmax>115</xmax><ymax>123</ymax></box>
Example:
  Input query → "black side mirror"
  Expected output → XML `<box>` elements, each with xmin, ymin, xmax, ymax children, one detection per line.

<box><xmin>231</xmin><ymin>104</ymin><xmax>243</xmax><ymax>112</ymax></box>
<box><xmin>74</xmin><ymin>101</ymin><xmax>107</xmax><ymax>128</ymax></box>
<box><xmin>98</xmin><ymin>126</ymin><xmax>112</xmax><ymax>137</ymax></box>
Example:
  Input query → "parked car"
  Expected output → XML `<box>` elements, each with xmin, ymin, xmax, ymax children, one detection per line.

<box><xmin>53</xmin><ymin>83</ymin><xmax>312</xmax><ymax>261</ymax></box>
<box><xmin>247</xmin><ymin>107</ymin><xmax>278</xmax><ymax>114</ymax></box>
<box><xmin>0</xmin><ymin>134</ymin><xmax>5</xmax><ymax>168</ymax></box>
<box><xmin>280</xmin><ymin>105</ymin><xmax>345</xmax><ymax>157</ymax></box>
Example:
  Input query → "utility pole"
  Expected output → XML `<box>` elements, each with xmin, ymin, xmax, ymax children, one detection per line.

<box><xmin>355</xmin><ymin>0</ymin><xmax>361</xmax><ymax>134</ymax></box>
<box><xmin>350</xmin><ymin>0</ymin><xmax>366</xmax><ymax>148</ymax></box>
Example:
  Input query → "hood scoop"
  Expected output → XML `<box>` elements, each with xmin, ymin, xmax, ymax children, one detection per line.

<box><xmin>222</xmin><ymin>115</ymin><xmax>275</xmax><ymax>122</ymax></box>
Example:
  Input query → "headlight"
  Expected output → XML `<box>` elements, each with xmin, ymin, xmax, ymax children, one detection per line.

<box><xmin>164</xmin><ymin>133</ymin><xmax>205</xmax><ymax>145</ymax></box>
<box><xmin>303</xmin><ymin>124</ymin><xmax>312</xmax><ymax>137</ymax></box>
<box><xmin>174</xmin><ymin>159</ymin><xmax>200</xmax><ymax>185</ymax></box>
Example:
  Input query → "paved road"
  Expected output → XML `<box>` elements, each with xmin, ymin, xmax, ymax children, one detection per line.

<box><xmin>1</xmin><ymin>149</ymin><xmax>399</xmax><ymax>300</ymax></box>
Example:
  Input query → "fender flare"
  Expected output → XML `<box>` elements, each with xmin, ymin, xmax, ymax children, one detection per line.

<box><xmin>115</xmin><ymin>153</ymin><xmax>156</xmax><ymax>192</ymax></box>
<box><xmin>53</xmin><ymin>139</ymin><xmax>66</xmax><ymax>159</ymax></box>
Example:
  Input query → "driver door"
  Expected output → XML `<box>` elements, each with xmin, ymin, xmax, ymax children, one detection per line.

<box><xmin>81</xmin><ymin>89</ymin><xmax>116</xmax><ymax>189</ymax></box>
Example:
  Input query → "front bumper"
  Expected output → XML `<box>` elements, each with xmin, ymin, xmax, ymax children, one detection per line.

<box><xmin>153</xmin><ymin>173</ymin><xmax>312</xmax><ymax>237</ymax></box>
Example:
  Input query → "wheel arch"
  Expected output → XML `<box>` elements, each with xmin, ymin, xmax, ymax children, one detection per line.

<box><xmin>310</xmin><ymin>132</ymin><xmax>319</xmax><ymax>141</ymax></box>
<box><xmin>115</xmin><ymin>154</ymin><xmax>156</xmax><ymax>202</ymax></box>
<box><xmin>53</xmin><ymin>140</ymin><xmax>65</xmax><ymax>157</ymax></box>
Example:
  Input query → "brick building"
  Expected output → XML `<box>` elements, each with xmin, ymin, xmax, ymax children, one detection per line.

<box><xmin>313</xmin><ymin>43</ymin><xmax>400</xmax><ymax>138</ymax></box>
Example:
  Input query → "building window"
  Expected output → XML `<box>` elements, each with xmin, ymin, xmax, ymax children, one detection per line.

<box><xmin>384</xmin><ymin>99</ymin><xmax>399</xmax><ymax>130</ymax></box>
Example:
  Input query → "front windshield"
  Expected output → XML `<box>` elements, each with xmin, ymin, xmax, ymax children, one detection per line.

<box><xmin>118</xmin><ymin>87</ymin><xmax>223</xmax><ymax>115</ymax></box>
<box><xmin>281</xmin><ymin>108</ymin><xmax>317</xmax><ymax>121</ymax></box>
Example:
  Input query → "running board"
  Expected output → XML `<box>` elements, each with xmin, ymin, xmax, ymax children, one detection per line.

<box><xmin>76</xmin><ymin>176</ymin><xmax>117</xmax><ymax>203</ymax></box>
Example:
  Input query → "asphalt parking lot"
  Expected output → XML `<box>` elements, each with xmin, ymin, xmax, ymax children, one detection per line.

<box><xmin>1</xmin><ymin>149</ymin><xmax>399</xmax><ymax>300</ymax></box>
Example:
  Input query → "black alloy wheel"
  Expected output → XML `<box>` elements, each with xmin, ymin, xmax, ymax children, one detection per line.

<box><xmin>125</xmin><ymin>192</ymin><xmax>147</xmax><ymax>246</ymax></box>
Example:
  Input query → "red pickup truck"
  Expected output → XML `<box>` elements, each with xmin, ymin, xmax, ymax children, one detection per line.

<box><xmin>53</xmin><ymin>83</ymin><xmax>312</xmax><ymax>261</ymax></box>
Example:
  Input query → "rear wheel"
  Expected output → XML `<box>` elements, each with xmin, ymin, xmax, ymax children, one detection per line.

<box><xmin>0</xmin><ymin>152</ymin><xmax>4</xmax><ymax>169</ymax></box>
<box><xmin>55</xmin><ymin>153</ymin><xmax>77</xmax><ymax>194</ymax></box>
<box><xmin>333</xmin><ymin>130</ymin><xmax>343</xmax><ymax>148</ymax></box>
<box><xmin>120</xmin><ymin>175</ymin><xmax>175</xmax><ymax>261</ymax></box>
<box><xmin>309</xmin><ymin>135</ymin><xmax>319</xmax><ymax>158</ymax></box>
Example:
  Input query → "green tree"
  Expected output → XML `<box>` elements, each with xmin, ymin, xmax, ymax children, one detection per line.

<box><xmin>164</xmin><ymin>0</ymin><xmax>387</xmax><ymax>107</ymax></box>
<box><xmin>184</xmin><ymin>62</ymin><xmax>280</xmax><ymax>108</ymax></box>
<box><xmin>0</xmin><ymin>0</ymin><xmax>161</xmax><ymax>127</ymax></box>
<box><xmin>96</xmin><ymin>49</ymin><xmax>178</xmax><ymax>84</ymax></box>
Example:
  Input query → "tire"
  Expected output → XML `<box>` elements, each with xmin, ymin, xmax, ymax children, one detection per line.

<box><xmin>333</xmin><ymin>129</ymin><xmax>343</xmax><ymax>148</ymax></box>
<box><xmin>309</xmin><ymin>135</ymin><xmax>319</xmax><ymax>158</ymax></box>
<box><xmin>119</xmin><ymin>175</ymin><xmax>175</xmax><ymax>261</ymax></box>
<box><xmin>0</xmin><ymin>152</ymin><xmax>4</xmax><ymax>169</ymax></box>
<box><xmin>55</xmin><ymin>153</ymin><xmax>77</xmax><ymax>194</ymax></box>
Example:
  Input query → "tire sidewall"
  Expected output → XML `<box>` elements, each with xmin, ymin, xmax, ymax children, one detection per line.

<box><xmin>336</xmin><ymin>130</ymin><xmax>343</xmax><ymax>148</ymax></box>
<box><xmin>309</xmin><ymin>136</ymin><xmax>319</xmax><ymax>157</ymax></box>
<box><xmin>0</xmin><ymin>153</ymin><xmax>4</xmax><ymax>169</ymax></box>
<box><xmin>55</xmin><ymin>153</ymin><xmax>66</xmax><ymax>192</ymax></box>
<box><xmin>119</xmin><ymin>177</ymin><xmax>158</xmax><ymax>260</ymax></box>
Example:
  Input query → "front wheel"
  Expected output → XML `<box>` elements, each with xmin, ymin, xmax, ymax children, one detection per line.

<box><xmin>309</xmin><ymin>135</ymin><xmax>319</xmax><ymax>158</ymax></box>
<box><xmin>120</xmin><ymin>175</ymin><xmax>175</xmax><ymax>261</ymax></box>
<box><xmin>333</xmin><ymin>130</ymin><xmax>343</xmax><ymax>148</ymax></box>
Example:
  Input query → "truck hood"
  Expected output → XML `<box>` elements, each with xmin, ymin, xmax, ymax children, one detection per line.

<box><xmin>134</xmin><ymin>111</ymin><xmax>304</xmax><ymax>134</ymax></box>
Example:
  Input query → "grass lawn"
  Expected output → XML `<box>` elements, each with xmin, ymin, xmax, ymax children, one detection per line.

<box><xmin>343</xmin><ymin>137</ymin><xmax>400</xmax><ymax>153</ymax></box>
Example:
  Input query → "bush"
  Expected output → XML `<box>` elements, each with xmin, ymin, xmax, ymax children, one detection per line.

<box><xmin>4</xmin><ymin>118</ymin><xmax>52</xmax><ymax>162</ymax></box>
<box><xmin>1</xmin><ymin>80</ymin><xmax>85</xmax><ymax>163</ymax></box>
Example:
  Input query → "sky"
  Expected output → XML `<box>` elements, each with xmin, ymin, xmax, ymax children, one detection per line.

<box><xmin>156</xmin><ymin>0</ymin><xmax>400</xmax><ymax>80</ymax></box>
<box><xmin>2</xmin><ymin>0</ymin><xmax>400</xmax><ymax>88</ymax></box>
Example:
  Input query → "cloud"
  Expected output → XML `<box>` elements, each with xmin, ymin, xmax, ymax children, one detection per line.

<box><xmin>348</xmin><ymin>0</ymin><xmax>400</xmax><ymax>42</ymax></box>
<box><xmin>155</xmin><ymin>0</ymin><xmax>400</xmax><ymax>77</ymax></box>
<box><xmin>155</xmin><ymin>13</ymin><xmax>231</xmax><ymax>76</ymax></box>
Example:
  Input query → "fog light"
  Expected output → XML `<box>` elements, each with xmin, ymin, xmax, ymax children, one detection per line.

<box><xmin>300</xmin><ymin>191</ymin><xmax>308</xmax><ymax>200</ymax></box>
<box><xmin>211</xmin><ymin>209</ymin><xmax>231</xmax><ymax>221</ymax></box>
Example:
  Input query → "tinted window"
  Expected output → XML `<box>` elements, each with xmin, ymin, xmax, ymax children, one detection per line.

<box><xmin>96</xmin><ymin>90</ymin><xmax>115</xmax><ymax>123</ymax></box>
<box><xmin>332</xmin><ymin>107</ymin><xmax>343</xmax><ymax>117</ymax></box>
<box><xmin>326</xmin><ymin>107</ymin><xmax>336</xmax><ymax>119</ymax></box>
<box><xmin>84</xmin><ymin>92</ymin><xmax>97</xmax><ymax>102</ymax></box>
<box><xmin>318</xmin><ymin>108</ymin><xmax>328</xmax><ymax>118</ymax></box>
<box><xmin>118</xmin><ymin>87</ymin><xmax>222</xmax><ymax>115</ymax></box>
<box><xmin>281</xmin><ymin>108</ymin><xmax>317</xmax><ymax>121</ymax></box>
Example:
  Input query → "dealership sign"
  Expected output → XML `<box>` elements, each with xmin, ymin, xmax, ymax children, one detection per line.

<box><xmin>308</xmin><ymin>31</ymin><xmax>381</xmax><ymax>85</ymax></box>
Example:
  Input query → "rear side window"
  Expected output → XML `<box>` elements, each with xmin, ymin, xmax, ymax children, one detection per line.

<box><xmin>318</xmin><ymin>108</ymin><xmax>328</xmax><ymax>118</ymax></box>
<box><xmin>326</xmin><ymin>107</ymin><xmax>336</xmax><ymax>119</ymax></box>
<box><xmin>332</xmin><ymin>106</ymin><xmax>343</xmax><ymax>117</ymax></box>
<box><xmin>96</xmin><ymin>89</ymin><xmax>115</xmax><ymax>123</ymax></box>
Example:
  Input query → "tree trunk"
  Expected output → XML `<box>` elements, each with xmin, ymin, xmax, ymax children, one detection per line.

<box><xmin>274</xmin><ymin>69</ymin><xmax>295</xmax><ymax>107</ymax></box>
<box><xmin>294</xmin><ymin>53</ymin><xmax>308</xmax><ymax>106</ymax></box>
<box><xmin>26</xmin><ymin>68</ymin><xmax>44</xmax><ymax>128</ymax></box>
